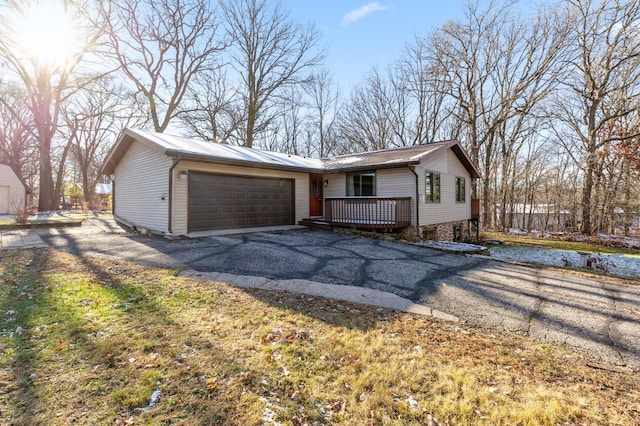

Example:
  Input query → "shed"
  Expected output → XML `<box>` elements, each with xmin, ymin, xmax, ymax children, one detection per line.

<box><xmin>0</xmin><ymin>163</ymin><xmax>28</xmax><ymax>215</ymax></box>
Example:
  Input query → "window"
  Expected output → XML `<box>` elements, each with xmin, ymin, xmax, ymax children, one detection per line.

<box><xmin>347</xmin><ymin>171</ymin><xmax>376</xmax><ymax>196</ymax></box>
<box><xmin>425</xmin><ymin>172</ymin><xmax>440</xmax><ymax>202</ymax></box>
<box><xmin>455</xmin><ymin>177</ymin><xmax>465</xmax><ymax>203</ymax></box>
<box><xmin>453</xmin><ymin>224</ymin><xmax>462</xmax><ymax>241</ymax></box>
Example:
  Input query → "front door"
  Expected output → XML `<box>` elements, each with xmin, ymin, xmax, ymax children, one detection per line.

<box><xmin>309</xmin><ymin>174</ymin><xmax>323</xmax><ymax>217</ymax></box>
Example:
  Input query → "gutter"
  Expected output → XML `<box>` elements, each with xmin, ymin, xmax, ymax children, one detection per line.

<box><xmin>408</xmin><ymin>166</ymin><xmax>420</xmax><ymax>228</ymax></box>
<box><xmin>168</xmin><ymin>157</ymin><xmax>181</xmax><ymax>236</ymax></box>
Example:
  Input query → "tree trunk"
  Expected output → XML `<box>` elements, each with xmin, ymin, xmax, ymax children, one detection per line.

<box><xmin>37</xmin><ymin>142</ymin><xmax>55</xmax><ymax>211</ymax></box>
<box><xmin>245</xmin><ymin>103</ymin><xmax>256</xmax><ymax>148</ymax></box>
<box><xmin>35</xmin><ymin>103</ymin><xmax>56</xmax><ymax>211</ymax></box>
<box><xmin>622</xmin><ymin>161</ymin><xmax>632</xmax><ymax>236</ymax></box>
<box><xmin>53</xmin><ymin>141</ymin><xmax>72</xmax><ymax>211</ymax></box>
<box><xmin>580</xmin><ymin>150</ymin><xmax>594</xmax><ymax>235</ymax></box>
<box><xmin>82</xmin><ymin>172</ymin><xmax>92</xmax><ymax>205</ymax></box>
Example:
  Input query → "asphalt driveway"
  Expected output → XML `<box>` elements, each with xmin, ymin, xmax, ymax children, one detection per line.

<box><xmin>37</xmin><ymin>222</ymin><xmax>640</xmax><ymax>371</ymax></box>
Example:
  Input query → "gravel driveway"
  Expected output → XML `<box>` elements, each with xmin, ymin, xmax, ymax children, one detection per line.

<box><xmin>39</xmin><ymin>222</ymin><xmax>640</xmax><ymax>371</ymax></box>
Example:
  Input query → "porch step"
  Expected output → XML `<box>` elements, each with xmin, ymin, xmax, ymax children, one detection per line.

<box><xmin>298</xmin><ymin>218</ymin><xmax>333</xmax><ymax>231</ymax></box>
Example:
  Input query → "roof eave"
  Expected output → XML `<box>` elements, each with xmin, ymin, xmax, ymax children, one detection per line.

<box><xmin>0</xmin><ymin>162</ymin><xmax>32</xmax><ymax>191</ymax></box>
<box><xmin>449</xmin><ymin>143</ymin><xmax>482</xmax><ymax>179</ymax></box>
<box><xmin>165</xmin><ymin>150</ymin><xmax>324</xmax><ymax>174</ymax></box>
<box><xmin>414</xmin><ymin>140</ymin><xmax>481</xmax><ymax>179</ymax></box>
<box><xmin>101</xmin><ymin>129</ymin><xmax>481</xmax><ymax>179</ymax></box>
<box><xmin>322</xmin><ymin>161</ymin><xmax>420</xmax><ymax>173</ymax></box>
<box><xmin>101</xmin><ymin>128</ymin><xmax>168</xmax><ymax>175</ymax></box>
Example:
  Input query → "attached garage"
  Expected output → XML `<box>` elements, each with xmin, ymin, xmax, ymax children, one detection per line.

<box><xmin>101</xmin><ymin>129</ymin><xmax>322</xmax><ymax>236</ymax></box>
<box><xmin>188</xmin><ymin>172</ymin><xmax>294</xmax><ymax>232</ymax></box>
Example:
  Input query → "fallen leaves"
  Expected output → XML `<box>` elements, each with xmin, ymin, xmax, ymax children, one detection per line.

<box><xmin>260</xmin><ymin>328</ymin><xmax>312</xmax><ymax>345</ymax></box>
<box><xmin>1</xmin><ymin>249</ymin><xmax>639</xmax><ymax>425</ymax></box>
<box><xmin>115</xmin><ymin>415</ymin><xmax>134</xmax><ymax>426</ymax></box>
<box><xmin>205</xmin><ymin>377</ymin><xmax>217</xmax><ymax>393</ymax></box>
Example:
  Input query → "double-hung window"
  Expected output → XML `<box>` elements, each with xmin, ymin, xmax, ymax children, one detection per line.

<box><xmin>425</xmin><ymin>171</ymin><xmax>440</xmax><ymax>203</ymax></box>
<box><xmin>455</xmin><ymin>177</ymin><xmax>466</xmax><ymax>203</ymax></box>
<box><xmin>347</xmin><ymin>171</ymin><xmax>376</xmax><ymax>196</ymax></box>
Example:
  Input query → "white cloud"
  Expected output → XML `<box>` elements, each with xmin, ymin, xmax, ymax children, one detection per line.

<box><xmin>341</xmin><ymin>2</ymin><xmax>389</xmax><ymax>27</ymax></box>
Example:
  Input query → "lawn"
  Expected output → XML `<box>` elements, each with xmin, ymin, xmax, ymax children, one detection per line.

<box><xmin>0</xmin><ymin>213</ymin><xmax>90</xmax><ymax>227</ymax></box>
<box><xmin>1</xmin><ymin>249</ymin><xmax>639</xmax><ymax>425</ymax></box>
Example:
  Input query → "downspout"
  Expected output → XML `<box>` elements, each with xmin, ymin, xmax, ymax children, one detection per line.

<box><xmin>409</xmin><ymin>166</ymin><xmax>419</xmax><ymax>229</ymax></box>
<box><xmin>168</xmin><ymin>157</ymin><xmax>181</xmax><ymax>236</ymax></box>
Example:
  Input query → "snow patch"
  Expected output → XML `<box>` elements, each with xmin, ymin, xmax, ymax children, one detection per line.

<box><xmin>490</xmin><ymin>246</ymin><xmax>640</xmax><ymax>279</ymax></box>
<box><xmin>415</xmin><ymin>241</ymin><xmax>487</xmax><ymax>252</ymax></box>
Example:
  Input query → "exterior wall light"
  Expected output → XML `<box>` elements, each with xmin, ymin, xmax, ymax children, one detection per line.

<box><xmin>324</xmin><ymin>179</ymin><xmax>329</xmax><ymax>187</ymax></box>
<box><xmin>179</xmin><ymin>170</ymin><xmax>188</xmax><ymax>180</ymax></box>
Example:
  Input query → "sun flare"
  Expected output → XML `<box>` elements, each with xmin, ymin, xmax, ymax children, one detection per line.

<box><xmin>15</xmin><ymin>2</ymin><xmax>83</xmax><ymax>67</ymax></box>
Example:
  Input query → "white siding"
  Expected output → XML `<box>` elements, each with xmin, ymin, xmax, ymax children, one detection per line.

<box><xmin>416</xmin><ymin>150</ymin><xmax>472</xmax><ymax>226</ymax></box>
<box><xmin>377</xmin><ymin>168</ymin><xmax>417</xmax><ymax>225</ymax></box>
<box><xmin>114</xmin><ymin>142</ymin><xmax>172</xmax><ymax>233</ymax></box>
<box><xmin>0</xmin><ymin>164</ymin><xmax>26</xmax><ymax>214</ymax></box>
<box><xmin>322</xmin><ymin>173</ymin><xmax>346</xmax><ymax>198</ymax></box>
<box><xmin>322</xmin><ymin>168</ymin><xmax>417</xmax><ymax>225</ymax></box>
<box><xmin>172</xmin><ymin>161</ymin><xmax>310</xmax><ymax>235</ymax></box>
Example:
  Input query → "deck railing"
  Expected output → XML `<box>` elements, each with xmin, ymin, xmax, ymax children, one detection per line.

<box><xmin>324</xmin><ymin>197</ymin><xmax>412</xmax><ymax>230</ymax></box>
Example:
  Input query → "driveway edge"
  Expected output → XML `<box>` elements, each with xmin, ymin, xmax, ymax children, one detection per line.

<box><xmin>179</xmin><ymin>269</ymin><xmax>460</xmax><ymax>322</ymax></box>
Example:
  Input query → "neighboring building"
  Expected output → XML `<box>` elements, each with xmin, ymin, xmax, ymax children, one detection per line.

<box><xmin>495</xmin><ymin>204</ymin><xmax>640</xmax><ymax>235</ymax></box>
<box><xmin>101</xmin><ymin>129</ymin><xmax>481</xmax><ymax>241</ymax></box>
<box><xmin>496</xmin><ymin>204</ymin><xmax>574</xmax><ymax>233</ymax></box>
<box><xmin>95</xmin><ymin>183</ymin><xmax>113</xmax><ymax>211</ymax></box>
<box><xmin>0</xmin><ymin>163</ymin><xmax>28</xmax><ymax>215</ymax></box>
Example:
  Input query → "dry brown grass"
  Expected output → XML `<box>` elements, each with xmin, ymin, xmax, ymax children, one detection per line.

<box><xmin>1</xmin><ymin>249</ymin><xmax>639</xmax><ymax>425</ymax></box>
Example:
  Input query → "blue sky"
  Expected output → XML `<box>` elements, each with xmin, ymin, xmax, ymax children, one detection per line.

<box><xmin>281</xmin><ymin>1</ymin><xmax>487</xmax><ymax>91</ymax></box>
<box><xmin>281</xmin><ymin>1</ymin><xmax>555</xmax><ymax>92</ymax></box>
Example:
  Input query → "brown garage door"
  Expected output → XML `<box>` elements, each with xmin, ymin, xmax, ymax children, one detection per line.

<box><xmin>188</xmin><ymin>172</ymin><xmax>295</xmax><ymax>232</ymax></box>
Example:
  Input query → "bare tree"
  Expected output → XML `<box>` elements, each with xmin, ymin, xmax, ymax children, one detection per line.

<box><xmin>273</xmin><ymin>85</ymin><xmax>310</xmax><ymax>155</ymax></box>
<box><xmin>179</xmin><ymin>70</ymin><xmax>244</xmax><ymax>144</ymax></box>
<box><xmin>429</xmin><ymin>1</ymin><xmax>567</xmax><ymax>227</ymax></box>
<box><xmin>335</xmin><ymin>68</ymin><xmax>399</xmax><ymax>153</ymax></box>
<box><xmin>304</xmin><ymin>69</ymin><xmax>339</xmax><ymax>157</ymax></box>
<box><xmin>0</xmin><ymin>0</ymin><xmax>103</xmax><ymax>210</ymax></box>
<box><xmin>0</xmin><ymin>82</ymin><xmax>36</xmax><ymax>180</ymax></box>
<box><xmin>61</xmin><ymin>76</ymin><xmax>138</xmax><ymax>206</ymax></box>
<box><xmin>395</xmin><ymin>36</ymin><xmax>455</xmax><ymax>145</ymax></box>
<box><xmin>221</xmin><ymin>0</ymin><xmax>324</xmax><ymax>148</ymax></box>
<box><xmin>552</xmin><ymin>0</ymin><xmax>640</xmax><ymax>234</ymax></box>
<box><xmin>100</xmin><ymin>0</ymin><xmax>226</xmax><ymax>133</ymax></box>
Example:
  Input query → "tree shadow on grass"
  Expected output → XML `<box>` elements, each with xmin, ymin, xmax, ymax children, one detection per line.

<box><xmin>0</xmin><ymin>243</ymin><xmax>354</xmax><ymax>425</ymax></box>
<box><xmin>41</xmin><ymin>227</ymin><xmax>640</xmax><ymax>370</ymax></box>
<box><xmin>0</xmin><ymin>247</ymin><xmax>184</xmax><ymax>423</ymax></box>
<box><xmin>239</xmin><ymin>286</ymin><xmax>390</xmax><ymax>332</ymax></box>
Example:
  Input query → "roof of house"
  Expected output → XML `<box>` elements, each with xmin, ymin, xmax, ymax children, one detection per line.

<box><xmin>0</xmin><ymin>162</ymin><xmax>30</xmax><ymax>191</ymax></box>
<box><xmin>497</xmin><ymin>204</ymin><xmax>571</xmax><ymax>215</ymax></box>
<box><xmin>102</xmin><ymin>128</ymin><xmax>481</xmax><ymax>178</ymax></box>
<box><xmin>102</xmin><ymin>129</ymin><xmax>324</xmax><ymax>175</ymax></box>
<box><xmin>95</xmin><ymin>183</ymin><xmax>112</xmax><ymax>194</ymax></box>
<box><xmin>322</xmin><ymin>140</ymin><xmax>481</xmax><ymax>177</ymax></box>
